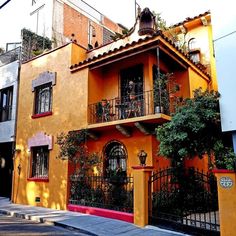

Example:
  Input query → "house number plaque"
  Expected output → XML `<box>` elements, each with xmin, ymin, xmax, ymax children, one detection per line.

<box><xmin>219</xmin><ymin>177</ymin><xmax>233</xmax><ymax>188</ymax></box>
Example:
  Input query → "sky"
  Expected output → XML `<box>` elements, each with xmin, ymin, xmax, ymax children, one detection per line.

<box><xmin>0</xmin><ymin>0</ymin><xmax>235</xmax><ymax>49</ymax></box>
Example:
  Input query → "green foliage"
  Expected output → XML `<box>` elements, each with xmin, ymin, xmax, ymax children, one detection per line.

<box><xmin>152</xmin><ymin>11</ymin><xmax>168</xmax><ymax>31</ymax></box>
<box><xmin>56</xmin><ymin>129</ymin><xmax>101</xmax><ymax>175</ymax></box>
<box><xmin>152</xmin><ymin>11</ymin><xmax>187</xmax><ymax>52</ymax></box>
<box><xmin>214</xmin><ymin>140</ymin><xmax>236</xmax><ymax>170</ymax></box>
<box><xmin>156</xmin><ymin>88</ymin><xmax>225</xmax><ymax>165</ymax></box>
<box><xmin>154</xmin><ymin>73</ymin><xmax>170</xmax><ymax>113</ymax></box>
<box><xmin>21</xmin><ymin>28</ymin><xmax>52</xmax><ymax>60</ymax></box>
<box><xmin>153</xmin><ymin>71</ymin><xmax>180</xmax><ymax>115</ymax></box>
<box><xmin>110</xmin><ymin>27</ymin><xmax>129</xmax><ymax>41</ymax></box>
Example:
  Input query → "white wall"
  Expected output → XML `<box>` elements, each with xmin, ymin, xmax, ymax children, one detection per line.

<box><xmin>212</xmin><ymin>1</ymin><xmax>236</xmax><ymax>132</ymax></box>
<box><xmin>0</xmin><ymin>61</ymin><xmax>19</xmax><ymax>143</ymax></box>
<box><xmin>27</xmin><ymin>0</ymin><xmax>53</xmax><ymax>39</ymax></box>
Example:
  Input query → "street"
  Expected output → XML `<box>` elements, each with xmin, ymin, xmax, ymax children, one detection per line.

<box><xmin>0</xmin><ymin>214</ymin><xmax>90</xmax><ymax>236</ymax></box>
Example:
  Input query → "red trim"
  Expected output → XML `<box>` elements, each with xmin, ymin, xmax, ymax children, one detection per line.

<box><xmin>27</xmin><ymin>177</ymin><xmax>49</xmax><ymax>182</ymax></box>
<box><xmin>212</xmin><ymin>169</ymin><xmax>235</xmax><ymax>174</ymax></box>
<box><xmin>68</xmin><ymin>204</ymin><xmax>133</xmax><ymax>223</ymax></box>
<box><xmin>132</xmin><ymin>165</ymin><xmax>154</xmax><ymax>170</ymax></box>
<box><xmin>31</xmin><ymin>111</ymin><xmax>52</xmax><ymax>119</ymax></box>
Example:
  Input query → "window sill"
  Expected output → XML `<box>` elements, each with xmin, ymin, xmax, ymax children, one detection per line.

<box><xmin>31</xmin><ymin>111</ymin><xmax>52</xmax><ymax>119</ymax></box>
<box><xmin>27</xmin><ymin>177</ymin><xmax>49</xmax><ymax>182</ymax></box>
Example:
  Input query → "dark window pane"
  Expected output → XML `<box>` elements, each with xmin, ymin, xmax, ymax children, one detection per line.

<box><xmin>34</xmin><ymin>83</ymin><xmax>52</xmax><ymax>114</ymax></box>
<box><xmin>31</xmin><ymin>146</ymin><xmax>49</xmax><ymax>178</ymax></box>
<box><xmin>0</xmin><ymin>86</ymin><xmax>13</xmax><ymax>122</ymax></box>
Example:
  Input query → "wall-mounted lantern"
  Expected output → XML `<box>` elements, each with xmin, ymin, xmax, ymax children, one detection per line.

<box><xmin>138</xmin><ymin>150</ymin><xmax>147</xmax><ymax>166</ymax></box>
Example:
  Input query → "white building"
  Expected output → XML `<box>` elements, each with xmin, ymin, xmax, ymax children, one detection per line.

<box><xmin>212</xmin><ymin>2</ymin><xmax>236</xmax><ymax>151</ymax></box>
<box><xmin>0</xmin><ymin>47</ymin><xmax>21</xmax><ymax>197</ymax></box>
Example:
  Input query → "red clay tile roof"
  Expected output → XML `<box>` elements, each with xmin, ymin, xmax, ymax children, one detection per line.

<box><xmin>70</xmin><ymin>30</ymin><xmax>210</xmax><ymax>78</ymax></box>
<box><xmin>171</xmin><ymin>10</ymin><xmax>210</xmax><ymax>27</ymax></box>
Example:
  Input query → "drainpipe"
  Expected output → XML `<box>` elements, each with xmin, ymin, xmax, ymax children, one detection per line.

<box><xmin>156</xmin><ymin>44</ymin><xmax>161</xmax><ymax>108</ymax></box>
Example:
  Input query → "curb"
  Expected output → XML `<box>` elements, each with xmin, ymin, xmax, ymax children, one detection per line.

<box><xmin>53</xmin><ymin>222</ymin><xmax>98</xmax><ymax>236</ymax></box>
<box><xmin>0</xmin><ymin>208</ymin><xmax>98</xmax><ymax>236</ymax></box>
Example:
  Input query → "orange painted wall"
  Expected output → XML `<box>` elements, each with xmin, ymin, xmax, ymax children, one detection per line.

<box><xmin>151</xmin><ymin>136</ymin><xmax>170</xmax><ymax>170</ymax></box>
<box><xmin>86</xmin><ymin>129</ymin><xmax>154</xmax><ymax>174</ymax></box>
<box><xmin>185</xmin><ymin>155</ymin><xmax>209</xmax><ymax>173</ymax></box>
<box><xmin>214</xmin><ymin>172</ymin><xmax>236</xmax><ymax>236</ymax></box>
<box><xmin>13</xmin><ymin>43</ymin><xmax>89</xmax><ymax>210</ymax></box>
<box><xmin>88</xmin><ymin>53</ymin><xmax>152</xmax><ymax>103</ymax></box>
<box><xmin>188</xmin><ymin>67</ymin><xmax>209</xmax><ymax>97</ymax></box>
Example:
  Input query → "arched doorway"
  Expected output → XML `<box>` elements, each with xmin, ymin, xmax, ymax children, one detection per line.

<box><xmin>103</xmin><ymin>141</ymin><xmax>127</xmax><ymax>177</ymax></box>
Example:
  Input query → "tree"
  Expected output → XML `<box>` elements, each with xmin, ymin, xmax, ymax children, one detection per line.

<box><xmin>156</xmin><ymin>88</ymin><xmax>235</xmax><ymax>169</ymax></box>
<box><xmin>56</xmin><ymin>129</ymin><xmax>101</xmax><ymax>176</ymax></box>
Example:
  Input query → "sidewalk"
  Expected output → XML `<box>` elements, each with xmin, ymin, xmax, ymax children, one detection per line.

<box><xmin>0</xmin><ymin>197</ymin><xmax>188</xmax><ymax>236</ymax></box>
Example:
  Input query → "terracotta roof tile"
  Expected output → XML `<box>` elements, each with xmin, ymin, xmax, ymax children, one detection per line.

<box><xmin>172</xmin><ymin>10</ymin><xmax>210</xmax><ymax>27</ymax></box>
<box><xmin>70</xmin><ymin>12</ymin><xmax>211</xmax><ymax>78</ymax></box>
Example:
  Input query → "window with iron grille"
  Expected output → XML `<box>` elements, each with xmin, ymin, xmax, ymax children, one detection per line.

<box><xmin>34</xmin><ymin>83</ymin><xmax>52</xmax><ymax>114</ymax></box>
<box><xmin>0</xmin><ymin>86</ymin><xmax>13</xmax><ymax>122</ymax></box>
<box><xmin>31</xmin><ymin>146</ymin><xmax>49</xmax><ymax>178</ymax></box>
<box><xmin>104</xmin><ymin>141</ymin><xmax>127</xmax><ymax>177</ymax></box>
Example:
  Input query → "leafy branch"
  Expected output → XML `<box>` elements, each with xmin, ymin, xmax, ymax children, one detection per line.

<box><xmin>56</xmin><ymin>129</ymin><xmax>101</xmax><ymax>176</ymax></box>
<box><xmin>156</xmin><ymin>88</ymin><xmax>236</xmax><ymax>170</ymax></box>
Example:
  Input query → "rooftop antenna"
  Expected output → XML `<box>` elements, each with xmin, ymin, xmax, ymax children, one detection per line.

<box><xmin>135</xmin><ymin>0</ymin><xmax>141</xmax><ymax>20</ymax></box>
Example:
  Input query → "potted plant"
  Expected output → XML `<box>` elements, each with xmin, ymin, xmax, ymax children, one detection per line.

<box><xmin>153</xmin><ymin>73</ymin><xmax>170</xmax><ymax>114</ymax></box>
<box><xmin>153</xmin><ymin>73</ymin><xmax>180</xmax><ymax>115</ymax></box>
<box><xmin>101</xmin><ymin>98</ymin><xmax>108</xmax><ymax>107</ymax></box>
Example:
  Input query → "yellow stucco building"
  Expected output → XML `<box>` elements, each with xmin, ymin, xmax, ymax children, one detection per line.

<box><xmin>13</xmin><ymin>10</ymin><xmax>218</xmax><ymax>230</ymax></box>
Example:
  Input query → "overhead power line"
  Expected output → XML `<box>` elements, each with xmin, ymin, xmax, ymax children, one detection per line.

<box><xmin>214</xmin><ymin>30</ymin><xmax>236</xmax><ymax>42</ymax></box>
<box><xmin>0</xmin><ymin>0</ymin><xmax>11</xmax><ymax>9</ymax></box>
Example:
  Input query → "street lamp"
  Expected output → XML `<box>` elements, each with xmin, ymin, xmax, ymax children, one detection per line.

<box><xmin>138</xmin><ymin>150</ymin><xmax>147</xmax><ymax>166</ymax></box>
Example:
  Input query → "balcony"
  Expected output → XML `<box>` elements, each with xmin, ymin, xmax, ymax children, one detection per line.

<box><xmin>88</xmin><ymin>90</ymin><xmax>176</xmax><ymax>126</ymax></box>
<box><xmin>0</xmin><ymin>47</ymin><xmax>21</xmax><ymax>67</ymax></box>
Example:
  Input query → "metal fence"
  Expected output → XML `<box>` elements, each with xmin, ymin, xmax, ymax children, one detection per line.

<box><xmin>88</xmin><ymin>90</ymin><xmax>177</xmax><ymax>124</ymax></box>
<box><xmin>149</xmin><ymin>167</ymin><xmax>220</xmax><ymax>235</ymax></box>
<box><xmin>69</xmin><ymin>174</ymin><xmax>133</xmax><ymax>213</ymax></box>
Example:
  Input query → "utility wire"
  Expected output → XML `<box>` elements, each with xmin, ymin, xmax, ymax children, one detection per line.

<box><xmin>0</xmin><ymin>0</ymin><xmax>11</xmax><ymax>9</ymax></box>
<box><xmin>214</xmin><ymin>30</ymin><xmax>236</xmax><ymax>42</ymax></box>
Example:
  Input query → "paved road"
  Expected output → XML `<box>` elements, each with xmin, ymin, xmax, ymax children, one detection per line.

<box><xmin>0</xmin><ymin>214</ymin><xmax>91</xmax><ymax>236</ymax></box>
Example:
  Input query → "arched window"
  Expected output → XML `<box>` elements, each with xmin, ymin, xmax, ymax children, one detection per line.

<box><xmin>104</xmin><ymin>141</ymin><xmax>127</xmax><ymax>177</ymax></box>
<box><xmin>188</xmin><ymin>38</ymin><xmax>197</xmax><ymax>51</ymax></box>
<box><xmin>35</xmin><ymin>83</ymin><xmax>52</xmax><ymax>114</ymax></box>
<box><xmin>188</xmin><ymin>38</ymin><xmax>200</xmax><ymax>63</ymax></box>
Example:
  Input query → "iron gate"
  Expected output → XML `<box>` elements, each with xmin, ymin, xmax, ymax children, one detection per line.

<box><xmin>148</xmin><ymin>167</ymin><xmax>220</xmax><ymax>236</ymax></box>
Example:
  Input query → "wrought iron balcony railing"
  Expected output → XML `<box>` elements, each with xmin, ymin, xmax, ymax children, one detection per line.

<box><xmin>0</xmin><ymin>47</ymin><xmax>21</xmax><ymax>67</ymax></box>
<box><xmin>88</xmin><ymin>90</ymin><xmax>176</xmax><ymax>124</ymax></box>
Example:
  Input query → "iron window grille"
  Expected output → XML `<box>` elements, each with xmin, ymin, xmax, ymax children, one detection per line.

<box><xmin>104</xmin><ymin>141</ymin><xmax>127</xmax><ymax>177</ymax></box>
<box><xmin>34</xmin><ymin>82</ymin><xmax>52</xmax><ymax>114</ymax></box>
<box><xmin>31</xmin><ymin>146</ymin><xmax>49</xmax><ymax>178</ymax></box>
<box><xmin>0</xmin><ymin>86</ymin><xmax>13</xmax><ymax>122</ymax></box>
